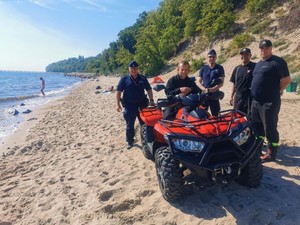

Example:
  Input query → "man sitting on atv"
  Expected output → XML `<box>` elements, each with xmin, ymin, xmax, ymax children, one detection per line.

<box><xmin>165</xmin><ymin>60</ymin><xmax>201</xmax><ymax>97</ymax></box>
<box><xmin>164</xmin><ymin>61</ymin><xmax>201</xmax><ymax>119</ymax></box>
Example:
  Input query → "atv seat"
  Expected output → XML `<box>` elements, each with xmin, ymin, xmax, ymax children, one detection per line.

<box><xmin>157</xmin><ymin>98</ymin><xmax>180</xmax><ymax>119</ymax></box>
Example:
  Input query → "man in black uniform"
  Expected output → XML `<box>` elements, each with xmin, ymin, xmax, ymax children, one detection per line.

<box><xmin>116</xmin><ymin>61</ymin><xmax>154</xmax><ymax>149</ymax></box>
<box><xmin>229</xmin><ymin>48</ymin><xmax>256</xmax><ymax>117</ymax></box>
<box><xmin>251</xmin><ymin>40</ymin><xmax>291</xmax><ymax>162</ymax></box>
<box><xmin>165</xmin><ymin>60</ymin><xmax>200</xmax><ymax>97</ymax></box>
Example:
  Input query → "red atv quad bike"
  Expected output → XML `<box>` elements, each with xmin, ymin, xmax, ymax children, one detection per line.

<box><xmin>139</xmin><ymin>84</ymin><xmax>263</xmax><ymax>202</ymax></box>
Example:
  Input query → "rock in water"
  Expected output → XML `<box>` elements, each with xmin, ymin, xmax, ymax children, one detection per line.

<box><xmin>23</xmin><ymin>109</ymin><xmax>32</xmax><ymax>114</ymax></box>
<box><xmin>10</xmin><ymin>109</ymin><xmax>19</xmax><ymax>115</ymax></box>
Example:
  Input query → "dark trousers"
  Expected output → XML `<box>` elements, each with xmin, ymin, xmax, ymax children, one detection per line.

<box><xmin>205</xmin><ymin>99</ymin><xmax>220</xmax><ymax>116</ymax></box>
<box><xmin>123</xmin><ymin>101</ymin><xmax>147</xmax><ymax>144</ymax></box>
<box><xmin>234</xmin><ymin>93</ymin><xmax>252</xmax><ymax>118</ymax></box>
<box><xmin>251</xmin><ymin>100</ymin><xmax>281</xmax><ymax>144</ymax></box>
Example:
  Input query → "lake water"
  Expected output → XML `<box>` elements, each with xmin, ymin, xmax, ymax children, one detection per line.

<box><xmin>0</xmin><ymin>70</ymin><xmax>81</xmax><ymax>143</ymax></box>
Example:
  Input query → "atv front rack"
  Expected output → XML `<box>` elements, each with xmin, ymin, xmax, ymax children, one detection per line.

<box><xmin>159</xmin><ymin>109</ymin><xmax>250</xmax><ymax>140</ymax></box>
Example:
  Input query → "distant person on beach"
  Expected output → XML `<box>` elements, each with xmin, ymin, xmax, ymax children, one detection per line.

<box><xmin>229</xmin><ymin>48</ymin><xmax>256</xmax><ymax>117</ymax></box>
<box><xmin>102</xmin><ymin>86</ymin><xmax>115</xmax><ymax>94</ymax></box>
<box><xmin>251</xmin><ymin>40</ymin><xmax>291</xmax><ymax>162</ymax></box>
<box><xmin>197</xmin><ymin>49</ymin><xmax>225</xmax><ymax>116</ymax></box>
<box><xmin>109</xmin><ymin>86</ymin><xmax>114</xmax><ymax>92</ymax></box>
<box><xmin>165</xmin><ymin>60</ymin><xmax>201</xmax><ymax>97</ymax></box>
<box><xmin>40</xmin><ymin>77</ymin><xmax>45</xmax><ymax>96</ymax></box>
<box><xmin>116</xmin><ymin>61</ymin><xmax>154</xmax><ymax>149</ymax></box>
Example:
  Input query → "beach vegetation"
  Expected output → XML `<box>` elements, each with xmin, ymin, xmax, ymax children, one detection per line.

<box><xmin>225</xmin><ymin>33</ymin><xmax>255</xmax><ymax>57</ymax></box>
<box><xmin>190</xmin><ymin>57</ymin><xmax>205</xmax><ymax>73</ymax></box>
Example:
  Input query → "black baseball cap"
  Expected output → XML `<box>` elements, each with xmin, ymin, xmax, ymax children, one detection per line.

<box><xmin>208</xmin><ymin>49</ymin><xmax>217</xmax><ymax>56</ymax></box>
<box><xmin>240</xmin><ymin>48</ymin><xmax>251</xmax><ymax>54</ymax></box>
<box><xmin>259</xmin><ymin>39</ymin><xmax>272</xmax><ymax>48</ymax></box>
<box><xmin>128</xmin><ymin>61</ymin><xmax>139</xmax><ymax>67</ymax></box>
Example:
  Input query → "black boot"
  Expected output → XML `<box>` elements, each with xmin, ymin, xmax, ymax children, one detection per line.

<box><xmin>261</xmin><ymin>146</ymin><xmax>278</xmax><ymax>163</ymax></box>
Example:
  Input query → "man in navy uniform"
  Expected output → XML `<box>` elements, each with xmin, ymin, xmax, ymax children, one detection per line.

<box><xmin>116</xmin><ymin>61</ymin><xmax>154</xmax><ymax>149</ymax></box>
<box><xmin>251</xmin><ymin>40</ymin><xmax>291</xmax><ymax>162</ymax></box>
<box><xmin>197</xmin><ymin>49</ymin><xmax>225</xmax><ymax>116</ymax></box>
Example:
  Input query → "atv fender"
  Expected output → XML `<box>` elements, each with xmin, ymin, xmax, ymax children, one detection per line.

<box><xmin>140</xmin><ymin>107</ymin><xmax>163</xmax><ymax>126</ymax></box>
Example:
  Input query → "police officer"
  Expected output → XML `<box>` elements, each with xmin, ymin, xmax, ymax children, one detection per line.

<box><xmin>197</xmin><ymin>49</ymin><xmax>225</xmax><ymax>116</ymax></box>
<box><xmin>116</xmin><ymin>61</ymin><xmax>154</xmax><ymax>149</ymax></box>
<box><xmin>251</xmin><ymin>40</ymin><xmax>291</xmax><ymax>162</ymax></box>
<box><xmin>229</xmin><ymin>48</ymin><xmax>256</xmax><ymax>117</ymax></box>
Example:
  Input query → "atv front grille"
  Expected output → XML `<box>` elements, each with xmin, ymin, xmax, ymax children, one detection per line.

<box><xmin>200</xmin><ymin>137</ymin><xmax>255</xmax><ymax>169</ymax></box>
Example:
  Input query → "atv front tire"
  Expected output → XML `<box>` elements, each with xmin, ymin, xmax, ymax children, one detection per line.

<box><xmin>140</xmin><ymin>124</ymin><xmax>154</xmax><ymax>160</ymax></box>
<box><xmin>236</xmin><ymin>149</ymin><xmax>263</xmax><ymax>188</ymax></box>
<box><xmin>155</xmin><ymin>146</ymin><xmax>184</xmax><ymax>202</ymax></box>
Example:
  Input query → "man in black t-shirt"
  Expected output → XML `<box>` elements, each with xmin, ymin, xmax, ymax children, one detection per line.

<box><xmin>251</xmin><ymin>40</ymin><xmax>291</xmax><ymax>162</ymax></box>
<box><xmin>230</xmin><ymin>48</ymin><xmax>256</xmax><ymax>117</ymax></box>
<box><xmin>165</xmin><ymin>60</ymin><xmax>200</xmax><ymax>97</ymax></box>
<box><xmin>164</xmin><ymin>61</ymin><xmax>201</xmax><ymax>119</ymax></box>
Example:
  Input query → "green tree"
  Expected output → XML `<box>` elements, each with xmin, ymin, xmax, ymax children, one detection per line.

<box><xmin>197</xmin><ymin>0</ymin><xmax>235</xmax><ymax>39</ymax></box>
<box><xmin>134</xmin><ymin>11</ymin><xmax>164</xmax><ymax>75</ymax></box>
<box><xmin>245</xmin><ymin>0</ymin><xmax>280</xmax><ymax>15</ymax></box>
<box><xmin>115</xmin><ymin>46</ymin><xmax>134</xmax><ymax>74</ymax></box>
<box><xmin>181</xmin><ymin>0</ymin><xmax>203</xmax><ymax>38</ymax></box>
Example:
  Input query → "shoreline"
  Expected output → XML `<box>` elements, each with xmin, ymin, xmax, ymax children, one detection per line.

<box><xmin>0</xmin><ymin>81</ymin><xmax>84</xmax><ymax>156</ymax></box>
<box><xmin>0</xmin><ymin>100</ymin><xmax>56</xmax><ymax>155</ymax></box>
<box><xmin>0</xmin><ymin>77</ymin><xmax>120</xmax><ymax>156</ymax></box>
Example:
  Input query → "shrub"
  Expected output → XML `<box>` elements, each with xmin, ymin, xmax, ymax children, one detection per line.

<box><xmin>217</xmin><ymin>55</ymin><xmax>226</xmax><ymax>65</ymax></box>
<box><xmin>273</xmin><ymin>39</ymin><xmax>287</xmax><ymax>48</ymax></box>
<box><xmin>225</xmin><ymin>33</ymin><xmax>255</xmax><ymax>57</ymax></box>
<box><xmin>252</xmin><ymin>19</ymin><xmax>273</xmax><ymax>34</ymax></box>
<box><xmin>278</xmin><ymin>44</ymin><xmax>290</xmax><ymax>51</ymax></box>
<box><xmin>190</xmin><ymin>57</ymin><xmax>205</xmax><ymax>73</ymax></box>
<box><xmin>246</xmin><ymin>0</ymin><xmax>281</xmax><ymax>15</ymax></box>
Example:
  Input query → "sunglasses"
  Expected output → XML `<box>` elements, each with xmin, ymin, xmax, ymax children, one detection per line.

<box><xmin>208</xmin><ymin>56</ymin><xmax>216</xmax><ymax>58</ymax></box>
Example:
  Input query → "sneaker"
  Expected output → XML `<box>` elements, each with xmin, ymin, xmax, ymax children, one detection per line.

<box><xmin>127</xmin><ymin>143</ymin><xmax>133</xmax><ymax>149</ymax></box>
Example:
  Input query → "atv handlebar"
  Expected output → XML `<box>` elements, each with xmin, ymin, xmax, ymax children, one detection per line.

<box><xmin>155</xmin><ymin>91</ymin><xmax>224</xmax><ymax>110</ymax></box>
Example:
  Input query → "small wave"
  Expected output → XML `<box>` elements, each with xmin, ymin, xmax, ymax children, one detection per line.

<box><xmin>44</xmin><ymin>82</ymin><xmax>80</xmax><ymax>96</ymax></box>
<box><xmin>0</xmin><ymin>94</ymin><xmax>39</xmax><ymax>103</ymax></box>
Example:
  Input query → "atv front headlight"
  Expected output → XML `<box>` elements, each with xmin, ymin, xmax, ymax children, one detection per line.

<box><xmin>171</xmin><ymin>138</ymin><xmax>205</xmax><ymax>152</ymax></box>
<box><xmin>233</xmin><ymin>127</ymin><xmax>251</xmax><ymax>146</ymax></box>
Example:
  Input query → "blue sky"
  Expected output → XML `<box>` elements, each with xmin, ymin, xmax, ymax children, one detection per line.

<box><xmin>0</xmin><ymin>0</ymin><xmax>161</xmax><ymax>71</ymax></box>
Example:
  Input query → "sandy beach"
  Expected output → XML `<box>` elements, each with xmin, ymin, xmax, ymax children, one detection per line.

<box><xmin>1</xmin><ymin>72</ymin><xmax>300</xmax><ymax>225</ymax></box>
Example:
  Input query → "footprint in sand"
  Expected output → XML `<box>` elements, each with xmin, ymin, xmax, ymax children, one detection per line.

<box><xmin>102</xmin><ymin>198</ymin><xmax>142</xmax><ymax>214</ymax></box>
<box><xmin>109</xmin><ymin>179</ymin><xmax>120</xmax><ymax>186</ymax></box>
<box><xmin>98</xmin><ymin>190</ymin><xmax>114</xmax><ymax>202</ymax></box>
<box><xmin>137</xmin><ymin>189</ymin><xmax>155</xmax><ymax>197</ymax></box>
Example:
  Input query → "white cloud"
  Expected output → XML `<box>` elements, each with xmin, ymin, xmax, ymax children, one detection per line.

<box><xmin>84</xmin><ymin>0</ymin><xmax>107</xmax><ymax>12</ymax></box>
<box><xmin>61</xmin><ymin>0</ymin><xmax>107</xmax><ymax>13</ymax></box>
<box><xmin>29</xmin><ymin>0</ymin><xmax>55</xmax><ymax>9</ymax></box>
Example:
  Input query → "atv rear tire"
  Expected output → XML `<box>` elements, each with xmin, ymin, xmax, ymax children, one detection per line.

<box><xmin>236</xmin><ymin>149</ymin><xmax>263</xmax><ymax>188</ymax></box>
<box><xmin>140</xmin><ymin>124</ymin><xmax>154</xmax><ymax>160</ymax></box>
<box><xmin>155</xmin><ymin>146</ymin><xmax>184</xmax><ymax>202</ymax></box>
